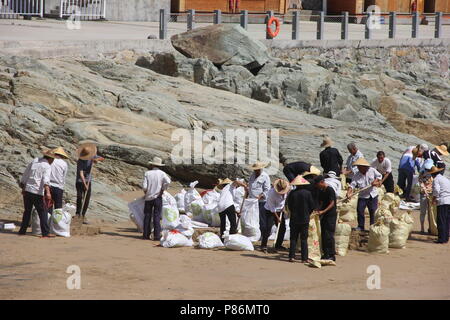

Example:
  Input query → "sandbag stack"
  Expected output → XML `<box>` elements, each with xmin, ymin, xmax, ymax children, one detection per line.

<box><xmin>335</xmin><ymin>220</ymin><xmax>351</xmax><ymax>256</ymax></box>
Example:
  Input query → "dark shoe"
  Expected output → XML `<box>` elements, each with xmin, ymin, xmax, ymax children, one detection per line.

<box><xmin>288</xmin><ymin>258</ymin><xmax>295</xmax><ymax>263</ymax></box>
<box><xmin>433</xmin><ymin>240</ymin><xmax>445</xmax><ymax>244</ymax></box>
<box><xmin>275</xmin><ymin>246</ymin><xmax>288</xmax><ymax>252</ymax></box>
<box><xmin>18</xmin><ymin>231</ymin><xmax>26</xmax><ymax>236</ymax></box>
<box><xmin>260</xmin><ymin>247</ymin><xmax>268</xmax><ymax>253</ymax></box>
<box><xmin>41</xmin><ymin>233</ymin><xmax>56</xmax><ymax>238</ymax></box>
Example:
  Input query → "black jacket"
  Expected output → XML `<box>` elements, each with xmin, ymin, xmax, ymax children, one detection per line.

<box><xmin>320</xmin><ymin>147</ymin><xmax>343</xmax><ymax>175</ymax></box>
<box><xmin>283</xmin><ymin>161</ymin><xmax>311</xmax><ymax>182</ymax></box>
<box><xmin>287</xmin><ymin>188</ymin><xmax>315</xmax><ymax>226</ymax></box>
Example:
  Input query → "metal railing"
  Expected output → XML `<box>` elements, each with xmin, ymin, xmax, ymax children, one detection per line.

<box><xmin>59</xmin><ymin>0</ymin><xmax>106</xmax><ymax>20</ymax></box>
<box><xmin>0</xmin><ymin>0</ymin><xmax>43</xmax><ymax>18</ymax></box>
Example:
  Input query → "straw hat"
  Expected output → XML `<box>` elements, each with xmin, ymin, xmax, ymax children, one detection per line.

<box><xmin>52</xmin><ymin>147</ymin><xmax>69</xmax><ymax>159</ymax></box>
<box><xmin>320</xmin><ymin>137</ymin><xmax>333</xmax><ymax>148</ymax></box>
<box><xmin>250</xmin><ymin>161</ymin><xmax>268</xmax><ymax>171</ymax></box>
<box><xmin>291</xmin><ymin>175</ymin><xmax>310</xmax><ymax>186</ymax></box>
<box><xmin>148</xmin><ymin>156</ymin><xmax>165</xmax><ymax>167</ymax></box>
<box><xmin>435</xmin><ymin>145</ymin><xmax>449</xmax><ymax>156</ymax></box>
<box><xmin>42</xmin><ymin>149</ymin><xmax>57</xmax><ymax>159</ymax></box>
<box><xmin>427</xmin><ymin>166</ymin><xmax>444</xmax><ymax>175</ymax></box>
<box><xmin>273</xmin><ymin>179</ymin><xmax>290</xmax><ymax>195</ymax></box>
<box><xmin>352</xmin><ymin>158</ymin><xmax>371</xmax><ymax>167</ymax></box>
<box><xmin>217</xmin><ymin>178</ymin><xmax>233</xmax><ymax>186</ymax></box>
<box><xmin>302</xmin><ymin>166</ymin><xmax>321</xmax><ymax>177</ymax></box>
<box><xmin>77</xmin><ymin>143</ymin><xmax>97</xmax><ymax>160</ymax></box>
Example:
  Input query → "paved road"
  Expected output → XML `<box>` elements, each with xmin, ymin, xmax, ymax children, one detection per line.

<box><xmin>0</xmin><ymin>18</ymin><xmax>448</xmax><ymax>41</ymax></box>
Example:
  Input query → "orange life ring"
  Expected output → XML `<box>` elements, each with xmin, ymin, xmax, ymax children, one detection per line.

<box><xmin>267</xmin><ymin>16</ymin><xmax>280</xmax><ymax>38</ymax></box>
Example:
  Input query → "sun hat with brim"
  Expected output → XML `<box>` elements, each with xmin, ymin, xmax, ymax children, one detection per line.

<box><xmin>148</xmin><ymin>156</ymin><xmax>165</xmax><ymax>167</ymax></box>
<box><xmin>427</xmin><ymin>166</ymin><xmax>444</xmax><ymax>175</ymax></box>
<box><xmin>52</xmin><ymin>147</ymin><xmax>69</xmax><ymax>159</ymax></box>
<box><xmin>302</xmin><ymin>166</ymin><xmax>321</xmax><ymax>177</ymax></box>
<box><xmin>352</xmin><ymin>158</ymin><xmax>371</xmax><ymax>167</ymax></box>
<box><xmin>435</xmin><ymin>145</ymin><xmax>449</xmax><ymax>156</ymax></box>
<box><xmin>250</xmin><ymin>161</ymin><xmax>268</xmax><ymax>171</ymax></box>
<box><xmin>320</xmin><ymin>137</ymin><xmax>333</xmax><ymax>148</ymax></box>
<box><xmin>274</xmin><ymin>179</ymin><xmax>290</xmax><ymax>195</ymax></box>
<box><xmin>217</xmin><ymin>178</ymin><xmax>233</xmax><ymax>186</ymax></box>
<box><xmin>291</xmin><ymin>175</ymin><xmax>310</xmax><ymax>186</ymax></box>
<box><xmin>42</xmin><ymin>150</ymin><xmax>57</xmax><ymax>159</ymax></box>
<box><xmin>325</xmin><ymin>171</ymin><xmax>338</xmax><ymax>179</ymax></box>
<box><xmin>77</xmin><ymin>143</ymin><xmax>97</xmax><ymax>160</ymax></box>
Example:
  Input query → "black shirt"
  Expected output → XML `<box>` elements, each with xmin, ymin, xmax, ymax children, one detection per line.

<box><xmin>283</xmin><ymin>161</ymin><xmax>311</xmax><ymax>182</ymax></box>
<box><xmin>287</xmin><ymin>188</ymin><xmax>315</xmax><ymax>225</ymax></box>
<box><xmin>318</xmin><ymin>186</ymin><xmax>337</xmax><ymax>215</ymax></box>
<box><xmin>76</xmin><ymin>159</ymin><xmax>93</xmax><ymax>183</ymax></box>
<box><xmin>423</xmin><ymin>149</ymin><xmax>446</xmax><ymax>173</ymax></box>
<box><xmin>320</xmin><ymin>147</ymin><xmax>343</xmax><ymax>175</ymax></box>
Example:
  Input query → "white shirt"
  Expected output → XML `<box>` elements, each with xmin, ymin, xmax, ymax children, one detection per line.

<box><xmin>325</xmin><ymin>177</ymin><xmax>342</xmax><ymax>198</ymax></box>
<box><xmin>142</xmin><ymin>168</ymin><xmax>171</xmax><ymax>201</ymax></box>
<box><xmin>371</xmin><ymin>157</ymin><xmax>392</xmax><ymax>175</ymax></box>
<box><xmin>49</xmin><ymin>158</ymin><xmax>68</xmax><ymax>190</ymax></box>
<box><xmin>264</xmin><ymin>187</ymin><xmax>287</xmax><ymax>212</ymax></box>
<box><xmin>350</xmin><ymin>167</ymin><xmax>382</xmax><ymax>199</ymax></box>
<box><xmin>345</xmin><ymin>150</ymin><xmax>364</xmax><ymax>180</ymax></box>
<box><xmin>218</xmin><ymin>183</ymin><xmax>236</xmax><ymax>213</ymax></box>
<box><xmin>21</xmin><ymin>157</ymin><xmax>51</xmax><ymax>196</ymax></box>
<box><xmin>432</xmin><ymin>174</ymin><xmax>450</xmax><ymax>206</ymax></box>
<box><xmin>248</xmin><ymin>171</ymin><xmax>271</xmax><ymax>200</ymax></box>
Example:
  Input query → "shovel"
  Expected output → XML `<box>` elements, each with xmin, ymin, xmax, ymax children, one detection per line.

<box><xmin>273</xmin><ymin>211</ymin><xmax>284</xmax><ymax>249</ymax></box>
<box><xmin>80</xmin><ymin>162</ymin><xmax>95</xmax><ymax>217</ymax></box>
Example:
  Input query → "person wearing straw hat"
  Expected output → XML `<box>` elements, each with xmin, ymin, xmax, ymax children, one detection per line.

<box><xmin>398</xmin><ymin>144</ymin><xmax>424</xmax><ymax>202</ymax></box>
<box><xmin>313</xmin><ymin>175</ymin><xmax>338</xmax><ymax>261</ymax></box>
<box><xmin>418</xmin><ymin>159</ymin><xmax>434</xmax><ymax>234</ymax></box>
<box><xmin>346</xmin><ymin>158</ymin><xmax>382</xmax><ymax>231</ymax></box>
<box><xmin>142</xmin><ymin>156</ymin><xmax>171</xmax><ymax>241</ymax></box>
<box><xmin>18</xmin><ymin>149</ymin><xmax>57</xmax><ymax>237</ymax></box>
<box><xmin>216</xmin><ymin>178</ymin><xmax>239</xmax><ymax>240</ymax></box>
<box><xmin>260</xmin><ymin>179</ymin><xmax>290</xmax><ymax>253</ymax></box>
<box><xmin>428</xmin><ymin>166</ymin><xmax>450</xmax><ymax>244</ymax></box>
<box><xmin>319</xmin><ymin>137</ymin><xmax>343</xmax><ymax>176</ymax></box>
<box><xmin>286</xmin><ymin>175</ymin><xmax>314</xmax><ymax>263</ymax></box>
<box><xmin>423</xmin><ymin>144</ymin><xmax>449</xmax><ymax>175</ymax></box>
<box><xmin>48</xmin><ymin>147</ymin><xmax>70</xmax><ymax>215</ymax></box>
<box><xmin>247</xmin><ymin>161</ymin><xmax>271</xmax><ymax>242</ymax></box>
<box><xmin>75</xmin><ymin>143</ymin><xmax>105</xmax><ymax>224</ymax></box>
<box><xmin>342</xmin><ymin>142</ymin><xmax>364</xmax><ymax>184</ymax></box>
<box><xmin>371</xmin><ymin>151</ymin><xmax>394</xmax><ymax>193</ymax></box>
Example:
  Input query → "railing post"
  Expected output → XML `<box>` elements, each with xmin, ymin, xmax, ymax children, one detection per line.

<box><xmin>292</xmin><ymin>11</ymin><xmax>299</xmax><ymax>40</ymax></box>
<box><xmin>435</xmin><ymin>12</ymin><xmax>442</xmax><ymax>38</ymax></box>
<box><xmin>103</xmin><ymin>0</ymin><xmax>107</xmax><ymax>19</ymax></box>
<box><xmin>389</xmin><ymin>12</ymin><xmax>396</xmax><ymax>39</ymax></box>
<box><xmin>214</xmin><ymin>9</ymin><xmax>221</xmax><ymax>24</ymax></box>
<box><xmin>365</xmin><ymin>12</ymin><xmax>373</xmax><ymax>39</ymax></box>
<box><xmin>266</xmin><ymin>10</ymin><xmax>274</xmax><ymax>39</ymax></box>
<box><xmin>240</xmin><ymin>10</ymin><xmax>248</xmax><ymax>30</ymax></box>
<box><xmin>187</xmin><ymin>9</ymin><xmax>195</xmax><ymax>31</ymax></box>
<box><xmin>40</xmin><ymin>0</ymin><xmax>43</xmax><ymax>17</ymax></box>
<box><xmin>341</xmin><ymin>11</ymin><xmax>348</xmax><ymax>40</ymax></box>
<box><xmin>317</xmin><ymin>11</ymin><xmax>324</xmax><ymax>40</ymax></box>
<box><xmin>59</xmin><ymin>0</ymin><xmax>63</xmax><ymax>18</ymax></box>
<box><xmin>159</xmin><ymin>9</ymin><xmax>167</xmax><ymax>39</ymax></box>
<box><xmin>412</xmin><ymin>11</ymin><xmax>419</xmax><ymax>38</ymax></box>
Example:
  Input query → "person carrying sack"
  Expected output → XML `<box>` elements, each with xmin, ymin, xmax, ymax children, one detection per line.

<box><xmin>18</xmin><ymin>149</ymin><xmax>57</xmax><ymax>238</ymax></box>
<box><xmin>48</xmin><ymin>147</ymin><xmax>70</xmax><ymax>215</ymax></box>
<box><xmin>216</xmin><ymin>178</ymin><xmax>239</xmax><ymax>241</ymax></box>
<box><xmin>142</xmin><ymin>157</ymin><xmax>171</xmax><ymax>241</ymax></box>
<box><xmin>260</xmin><ymin>179</ymin><xmax>290</xmax><ymax>253</ymax></box>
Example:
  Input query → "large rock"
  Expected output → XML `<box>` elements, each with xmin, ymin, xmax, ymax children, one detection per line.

<box><xmin>171</xmin><ymin>24</ymin><xmax>270</xmax><ymax>70</ymax></box>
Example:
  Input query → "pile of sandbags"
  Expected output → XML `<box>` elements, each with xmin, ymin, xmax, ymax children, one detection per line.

<box><xmin>240</xmin><ymin>198</ymin><xmax>261</xmax><ymax>242</ymax></box>
<box><xmin>184</xmin><ymin>181</ymin><xmax>205</xmax><ymax>222</ymax></box>
<box><xmin>335</xmin><ymin>220</ymin><xmax>351</xmax><ymax>256</ymax></box>
<box><xmin>368</xmin><ymin>219</ymin><xmax>390</xmax><ymax>254</ymax></box>
<box><xmin>223</xmin><ymin>232</ymin><xmax>254</xmax><ymax>251</ymax></box>
<box><xmin>337</xmin><ymin>192</ymin><xmax>358</xmax><ymax>223</ymax></box>
<box><xmin>49</xmin><ymin>208</ymin><xmax>71</xmax><ymax>237</ymax></box>
<box><xmin>198</xmin><ymin>232</ymin><xmax>224</xmax><ymax>249</ymax></box>
<box><xmin>162</xmin><ymin>191</ymin><xmax>181</xmax><ymax>230</ymax></box>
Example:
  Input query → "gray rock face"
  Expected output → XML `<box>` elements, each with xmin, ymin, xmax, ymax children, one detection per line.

<box><xmin>171</xmin><ymin>24</ymin><xmax>270</xmax><ymax>70</ymax></box>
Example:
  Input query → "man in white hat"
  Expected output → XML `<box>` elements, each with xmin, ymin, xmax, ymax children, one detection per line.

<box><xmin>18</xmin><ymin>150</ymin><xmax>57</xmax><ymax>237</ymax></box>
<box><xmin>247</xmin><ymin>161</ymin><xmax>271</xmax><ymax>243</ymax></box>
<box><xmin>371</xmin><ymin>151</ymin><xmax>394</xmax><ymax>193</ymax></box>
<box><xmin>48</xmin><ymin>147</ymin><xmax>69</xmax><ymax>215</ymax></box>
<box><xmin>342</xmin><ymin>142</ymin><xmax>364</xmax><ymax>184</ymax></box>
<box><xmin>320</xmin><ymin>137</ymin><xmax>343</xmax><ymax>175</ymax></box>
<box><xmin>423</xmin><ymin>145</ymin><xmax>448</xmax><ymax>175</ymax></box>
<box><xmin>346</xmin><ymin>158</ymin><xmax>382</xmax><ymax>231</ymax></box>
<box><xmin>142</xmin><ymin>156</ymin><xmax>171</xmax><ymax>241</ymax></box>
<box><xmin>428</xmin><ymin>166</ymin><xmax>450</xmax><ymax>244</ymax></box>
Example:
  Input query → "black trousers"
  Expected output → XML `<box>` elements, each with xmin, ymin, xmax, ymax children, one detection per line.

<box><xmin>19</xmin><ymin>192</ymin><xmax>49</xmax><ymax>236</ymax></box>
<box><xmin>320</xmin><ymin>211</ymin><xmax>337</xmax><ymax>259</ymax></box>
<box><xmin>48</xmin><ymin>186</ymin><xmax>64</xmax><ymax>215</ymax></box>
<box><xmin>143</xmin><ymin>196</ymin><xmax>163</xmax><ymax>240</ymax></box>
<box><xmin>219</xmin><ymin>205</ymin><xmax>237</xmax><ymax>239</ymax></box>
<box><xmin>382</xmin><ymin>172</ymin><xmax>395</xmax><ymax>193</ymax></box>
<box><xmin>260</xmin><ymin>210</ymin><xmax>276</xmax><ymax>248</ymax></box>
<box><xmin>437</xmin><ymin>204</ymin><xmax>450</xmax><ymax>243</ymax></box>
<box><xmin>76</xmin><ymin>182</ymin><xmax>92</xmax><ymax>216</ymax></box>
<box><xmin>289</xmin><ymin>223</ymin><xmax>309</xmax><ymax>260</ymax></box>
<box><xmin>275</xmin><ymin>214</ymin><xmax>287</xmax><ymax>248</ymax></box>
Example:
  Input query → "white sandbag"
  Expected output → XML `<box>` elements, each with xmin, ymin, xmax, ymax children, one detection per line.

<box><xmin>31</xmin><ymin>209</ymin><xmax>51</xmax><ymax>236</ymax></box>
<box><xmin>63</xmin><ymin>203</ymin><xmax>77</xmax><ymax>217</ymax></box>
<box><xmin>224</xmin><ymin>233</ymin><xmax>254</xmax><ymax>251</ymax></box>
<box><xmin>374</xmin><ymin>207</ymin><xmax>394</xmax><ymax>225</ymax></box>
<box><xmin>176</xmin><ymin>226</ymin><xmax>195</xmax><ymax>239</ymax></box>
<box><xmin>429</xmin><ymin>202</ymin><xmax>438</xmax><ymax>236</ymax></box>
<box><xmin>268</xmin><ymin>218</ymin><xmax>291</xmax><ymax>241</ymax></box>
<box><xmin>368</xmin><ymin>221</ymin><xmax>390</xmax><ymax>254</ymax></box>
<box><xmin>179</xmin><ymin>214</ymin><xmax>192</xmax><ymax>229</ymax></box>
<box><xmin>335</xmin><ymin>221</ymin><xmax>351</xmax><ymax>256</ymax></box>
<box><xmin>198</xmin><ymin>232</ymin><xmax>224</xmax><ymax>249</ymax></box>
<box><xmin>202</xmin><ymin>190</ymin><xmax>220</xmax><ymax>226</ymax></box>
<box><xmin>162</xmin><ymin>205</ymin><xmax>180</xmax><ymax>231</ymax></box>
<box><xmin>338</xmin><ymin>198</ymin><xmax>357</xmax><ymax>223</ymax></box>
<box><xmin>402</xmin><ymin>211</ymin><xmax>414</xmax><ymax>235</ymax></box>
<box><xmin>160</xmin><ymin>230</ymin><xmax>193</xmax><ymax>248</ymax></box>
<box><xmin>233</xmin><ymin>185</ymin><xmax>246</xmax><ymax>213</ymax></box>
<box><xmin>184</xmin><ymin>181</ymin><xmax>205</xmax><ymax>221</ymax></box>
<box><xmin>128</xmin><ymin>197</ymin><xmax>145</xmax><ymax>232</ymax></box>
<box><xmin>389</xmin><ymin>218</ymin><xmax>409</xmax><ymax>249</ymax></box>
<box><xmin>49</xmin><ymin>208</ymin><xmax>71</xmax><ymax>237</ymax></box>
<box><xmin>175</xmin><ymin>214</ymin><xmax>195</xmax><ymax>238</ymax></box>
<box><xmin>240</xmin><ymin>198</ymin><xmax>261</xmax><ymax>242</ymax></box>
<box><xmin>191</xmin><ymin>220</ymin><xmax>210</xmax><ymax>229</ymax></box>
<box><xmin>410</xmin><ymin>175</ymin><xmax>421</xmax><ymax>203</ymax></box>
<box><xmin>162</xmin><ymin>191</ymin><xmax>177</xmax><ymax>208</ymax></box>
<box><xmin>174</xmin><ymin>189</ymin><xmax>186</xmax><ymax>213</ymax></box>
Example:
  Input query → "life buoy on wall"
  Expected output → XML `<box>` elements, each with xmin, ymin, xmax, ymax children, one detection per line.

<box><xmin>266</xmin><ymin>16</ymin><xmax>281</xmax><ymax>39</ymax></box>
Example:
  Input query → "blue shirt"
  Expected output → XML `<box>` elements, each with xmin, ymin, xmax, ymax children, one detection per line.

<box><xmin>398</xmin><ymin>154</ymin><xmax>420</xmax><ymax>173</ymax></box>
<box><xmin>76</xmin><ymin>159</ymin><xmax>93</xmax><ymax>183</ymax></box>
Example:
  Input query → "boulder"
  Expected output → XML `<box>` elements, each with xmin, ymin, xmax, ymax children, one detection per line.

<box><xmin>171</xmin><ymin>24</ymin><xmax>270</xmax><ymax>71</ymax></box>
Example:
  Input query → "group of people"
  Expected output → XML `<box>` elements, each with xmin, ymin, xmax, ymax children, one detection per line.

<box><xmin>18</xmin><ymin>143</ymin><xmax>104</xmax><ymax>237</ymax></box>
